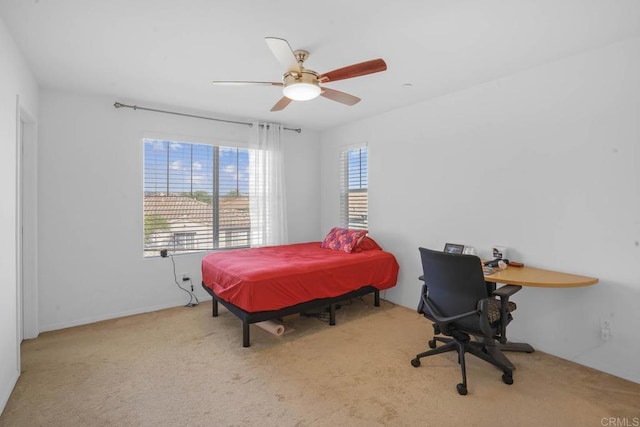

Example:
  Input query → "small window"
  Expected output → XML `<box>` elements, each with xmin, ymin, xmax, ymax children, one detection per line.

<box><xmin>340</xmin><ymin>146</ymin><xmax>368</xmax><ymax>230</ymax></box>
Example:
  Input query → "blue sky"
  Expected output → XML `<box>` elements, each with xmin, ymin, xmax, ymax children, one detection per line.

<box><xmin>144</xmin><ymin>139</ymin><xmax>368</xmax><ymax>196</ymax></box>
<box><xmin>143</xmin><ymin>139</ymin><xmax>250</xmax><ymax>196</ymax></box>
<box><xmin>347</xmin><ymin>147</ymin><xmax>368</xmax><ymax>190</ymax></box>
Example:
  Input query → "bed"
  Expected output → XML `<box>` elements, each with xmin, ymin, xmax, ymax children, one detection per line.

<box><xmin>201</xmin><ymin>237</ymin><xmax>399</xmax><ymax>347</ymax></box>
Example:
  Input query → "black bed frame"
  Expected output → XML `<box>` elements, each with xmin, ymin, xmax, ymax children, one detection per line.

<box><xmin>202</xmin><ymin>282</ymin><xmax>380</xmax><ymax>347</ymax></box>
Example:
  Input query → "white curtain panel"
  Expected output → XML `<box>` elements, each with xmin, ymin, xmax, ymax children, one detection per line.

<box><xmin>248</xmin><ymin>123</ymin><xmax>288</xmax><ymax>246</ymax></box>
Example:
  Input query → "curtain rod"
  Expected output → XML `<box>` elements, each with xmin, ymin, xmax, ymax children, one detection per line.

<box><xmin>113</xmin><ymin>102</ymin><xmax>302</xmax><ymax>133</ymax></box>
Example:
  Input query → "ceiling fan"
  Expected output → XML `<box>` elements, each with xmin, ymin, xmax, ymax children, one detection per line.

<box><xmin>212</xmin><ymin>37</ymin><xmax>387</xmax><ymax>111</ymax></box>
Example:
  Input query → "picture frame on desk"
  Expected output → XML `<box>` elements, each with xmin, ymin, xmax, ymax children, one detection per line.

<box><xmin>444</xmin><ymin>243</ymin><xmax>465</xmax><ymax>254</ymax></box>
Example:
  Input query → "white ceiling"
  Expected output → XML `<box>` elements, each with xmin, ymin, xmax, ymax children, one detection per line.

<box><xmin>1</xmin><ymin>0</ymin><xmax>639</xmax><ymax>131</ymax></box>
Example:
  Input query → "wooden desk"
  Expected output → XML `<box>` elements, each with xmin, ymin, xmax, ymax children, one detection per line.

<box><xmin>484</xmin><ymin>265</ymin><xmax>598</xmax><ymax>288</ymax></box>
<box><xmin>417</xmin><ymin>264</ymin><xmax>599</xmax><ymax>352</ymax></box>
<box><xmin>484</xmin><ymin>265</ymin><xmax>598</xmax><ymax>354</ymax></box>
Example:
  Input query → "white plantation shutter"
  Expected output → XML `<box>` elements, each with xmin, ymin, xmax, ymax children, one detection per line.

<box><xmin>143</xmin><ymin>138</ymin><xmax>254</xmax><ymax>256</ymax></box>
<box><xmin>340</xmin><ymin>145</ymin><xmax>368</xmax><ymax>230</ymax></box>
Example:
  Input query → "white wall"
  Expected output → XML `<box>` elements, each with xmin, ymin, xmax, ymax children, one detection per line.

<box><xmin>0</xmin><ymin>16</ymin><xmax>38</xmax><ymax>414</ymax></box>
<box><xmin>37</xmin><ymin>89</ymin><xmax>320</xmax><ymax>331</ymax></box>
<box><xmin>320</xmin><ymin>37</ymin><xmax>640</xmax><ymax>383</ymax></box>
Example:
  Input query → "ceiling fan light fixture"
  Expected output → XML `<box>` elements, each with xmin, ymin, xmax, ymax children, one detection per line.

<box><xmin>283</xmin><ymin>83</ymin><xmax>321</xmax><ymax>101</ymax></box>
<box><xmin>283</xmin><ymin>72</ymin><xmax>321</xmax><ymax>101</ymax></box>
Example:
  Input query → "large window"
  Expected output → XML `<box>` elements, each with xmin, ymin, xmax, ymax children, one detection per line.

<box><xmin>143</xmin><ymin>138</ymin><xmax>252</xmax><ymax>256</ymax></box>
<box><xmin>340</xmin><ymin>146</ymin><xmax>368</xmax><ymax>230</ymax></box>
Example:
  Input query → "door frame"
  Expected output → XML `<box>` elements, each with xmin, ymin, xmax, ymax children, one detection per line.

<box><xmin>16</xmin><ymin>97</ymin><xmax>38</xmax><ymax>344</ymax></box>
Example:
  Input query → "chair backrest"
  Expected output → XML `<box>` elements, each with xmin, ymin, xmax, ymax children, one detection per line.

<box><xmin>419</xmin><ymin>247</ymin><xmax>488</xmax><ymax>319</ymax></box>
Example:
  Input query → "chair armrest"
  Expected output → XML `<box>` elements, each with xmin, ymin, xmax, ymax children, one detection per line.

<box><xmin>478</xmin><ymin>299</ymin><xmax>494</xmax><ymax>337</ymax></box>
<box><xmin>417</xmin><ymin>283</ymin><xmax>427</xmax><ymax>314</ymax></box>
<box><xmin>492</xmin><ymin>284</ymin><xmax>521</xmax><ymax>298</ymax></box>
<box><xmin>490</xmin><ymin>285</ymin><xmax>522</xmax><ymax>343</ymax></box>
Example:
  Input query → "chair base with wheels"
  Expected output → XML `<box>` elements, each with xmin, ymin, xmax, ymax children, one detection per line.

<box><xmin>410</xmin><ymin>330</ymin><xmax>514</xmax><ymax>395</ymax></box>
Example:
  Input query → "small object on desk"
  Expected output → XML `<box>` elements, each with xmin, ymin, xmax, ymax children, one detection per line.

<box><xmin>497</xmin><ymin>260</ymin><xmax>508</xmax><ymax>270</ymax></box>
<box><xmin>444</xmin><ymin>243</ymin><xmax>465</xmax><ymax>254</ymax></box>
<box><xmin>509</xmin><ymin>261</ymin><xmax>524</xmax><ymax>268</ymax></box>
<box><xmin>483</xmin><ymin>267</ymin><xmax>496</xmax><ymax>275</ymax></box>
<box><xmin>493</xmin><ymin>245</ymin><xmax>507</xmax><ymax>260</ymax></box>
<box><xmin>484</xmin><ymin>259</ymin><xmax>508</xmax><ymax>268</ymax></box>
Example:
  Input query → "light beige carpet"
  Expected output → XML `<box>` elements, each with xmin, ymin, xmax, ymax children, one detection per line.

<box><xmin>1</xmin><ymin>297</ymin><xmax>638</xmax><ymax>426</ymax></box>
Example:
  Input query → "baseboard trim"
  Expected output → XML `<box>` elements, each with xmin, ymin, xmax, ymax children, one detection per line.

<box><xmin>38</xmin><ymin>300</ymin><xmax>198</xmax><ymax>333</ymax></box>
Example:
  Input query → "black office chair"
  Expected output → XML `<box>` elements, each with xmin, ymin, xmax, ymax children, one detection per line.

<box><xmin>411</xmin><ymin>247</ymin><xmax>521</xmax><ymax>395</ymax></box>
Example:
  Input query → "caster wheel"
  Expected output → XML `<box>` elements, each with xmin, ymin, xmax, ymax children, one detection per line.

<box><xmin>456</xmin><ymin>383</ymin><xmax>468</xmax><ymax>395</ymax></box>
<box><xmin>411</xmin><ymin>358</ymin><xmax>421</xmax><ymax>367</ymax></box>
<box><xmin>428</xmin><ymin>340</ymin><xmax>437</xmax><ymax>349</ymax></box>
<box><xmin>502</xmin><ymin>373</ymin><xmax>514</xmax><ymax>385</ymax></box>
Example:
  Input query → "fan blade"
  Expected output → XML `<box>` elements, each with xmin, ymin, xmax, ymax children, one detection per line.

<box><xmin>212</xmin><ymin>81</ymin><xmax>282</xmax><ymax>86</ymax></box>
<box><xmin>271</xmin><ymin>96</ymin><xmax>293</xmax><ymax>112</ymax></box>
<box><xmin>320</xmin><ymin>88</ymin><xmax>361</xmax><ymax>106</ymax></box>
<box><xmin>265</xmin><ymin>37</ymin><xmax>301</xmax><ymax>74</ymax></box>
<box><xmin>319</xmin><ymin>58</ymin><xmax>387</xmax><ymax>83</ymax></box>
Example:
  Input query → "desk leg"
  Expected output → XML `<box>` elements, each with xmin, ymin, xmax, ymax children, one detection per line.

<box><xmin>498</xmin><ymin>342</ymin><xmax>535</xmax><ymax>353</ymax></box>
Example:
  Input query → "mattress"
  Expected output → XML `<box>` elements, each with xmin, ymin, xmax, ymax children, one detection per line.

<box><xmin>201</xmin><ymin>241</ymin><xmax>399</xmax><ymax>312</ymax></box>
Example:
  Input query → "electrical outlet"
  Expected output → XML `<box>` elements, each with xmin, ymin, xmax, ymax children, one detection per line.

<box><xmin>600</xmin><ymin>318</ymin><xmax>612</xmax><ymax>341</ymax></box>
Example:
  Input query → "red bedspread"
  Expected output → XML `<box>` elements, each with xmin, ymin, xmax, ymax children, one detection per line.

<box><xmin>201</xmin><ymin>242</ymin><xmax>399</xmax><ymax>312</ymax></box>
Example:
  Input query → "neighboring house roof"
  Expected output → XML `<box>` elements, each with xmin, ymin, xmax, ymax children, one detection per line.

<box><xmin>144</xmin><ymin>194</ymin><xmax>249</xmax><ymax>228</ymax></box>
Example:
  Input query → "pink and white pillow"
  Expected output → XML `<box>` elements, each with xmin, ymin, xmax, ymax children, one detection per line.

<box><xmin>321</xmin><ymin>227</ymin><xmax>368</xmax><ymax>253</ymax></box>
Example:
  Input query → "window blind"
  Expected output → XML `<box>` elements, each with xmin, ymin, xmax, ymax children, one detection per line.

<box><xmin>143</xmin><ymin>138</ymin><xmax>253</xmax><ymax>256</ymax></box>
<box><xmin>340</xmin><ymin>146</ymin><xmax>368</xmax><ymax>230</ymax></box>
